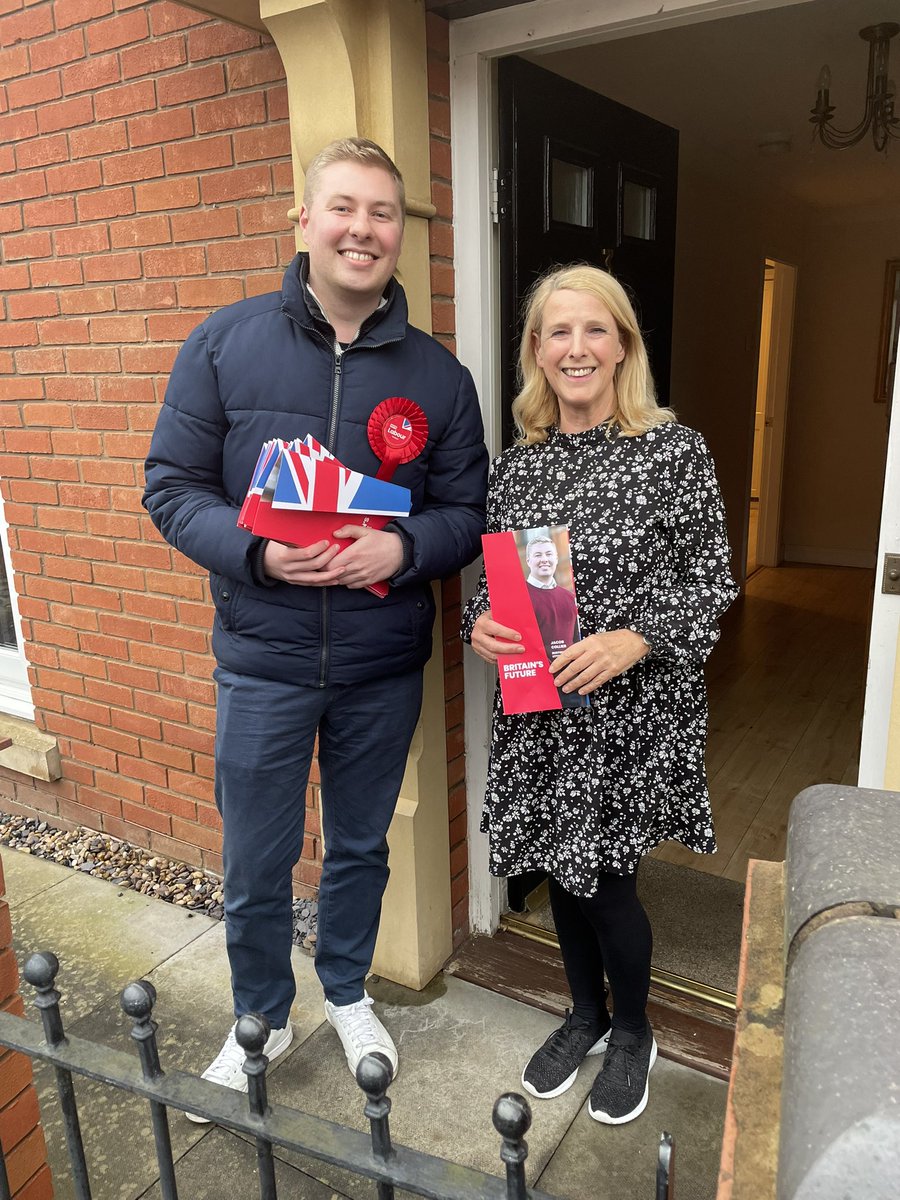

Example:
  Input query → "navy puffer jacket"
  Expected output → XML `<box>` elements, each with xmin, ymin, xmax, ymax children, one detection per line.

<box><xmin>143</xmin><ymin>254</ymin><xmax>488</xmax><ymax>687</ymax></box>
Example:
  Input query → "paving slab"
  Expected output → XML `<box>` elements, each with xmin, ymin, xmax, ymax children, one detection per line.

<box><xmin>6</xmin><ymin>860</ymin><xmax>215</xmax><ymax>1026</ymax></box>
<box><xmin>26</xmin><ymin>913</ymin><xmax>328</xmax><ymax>1199</ymax></box>
<box><xmin>1</xmin><ymin>847</ymin><xmax>74</xmax><ymax>908</ymax></box>
<box><xmin>262</xmin><ymin>973</ymin><xmax>585</xmax><ymax>1198</ymax></box>
<box><xmin>138</xmin><ymin>922</ymin><xmax>327</xmax><ymax>1076</ymax></box>
<box><xmin>536</xmin><ymin>1056</ymin><xmax>727</xmax><ymax>1200</ymax></box>
<box><xmin>136</xmin><ymin>1125</ymin><xmax>351</xmax><ymax>1200</ymax></box>
<box><xmin>3</xmin><ymin>847</ymin><xmax>731</xmax><ymax>1200</ymax></box>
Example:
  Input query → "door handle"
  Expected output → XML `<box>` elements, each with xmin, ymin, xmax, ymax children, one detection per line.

<box><xmin>600</xmin><ymin>247</ymin><xmax>615</xmax><ymax>271</ymax></box>
<box><xmin>883</xmin><ymin>553</ymin><xmax>900</xmax><ymax>595</ymax></box>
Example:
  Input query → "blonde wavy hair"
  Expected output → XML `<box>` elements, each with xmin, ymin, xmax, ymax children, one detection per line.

<box><xmin>303</xmin><ymin>137</ymin><xmax>405</xmax><ymax>224</ymax></box>
<box><xmin>512</xmin><ymin>263</ymin><xmax>675</xmax><ymax>445</ymax></box>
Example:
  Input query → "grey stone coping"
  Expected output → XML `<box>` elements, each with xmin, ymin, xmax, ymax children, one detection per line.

<box><xmin>784</xmin><ymin>784</ymin><xmax>900</xmax><ymax>948</ymax></box>
<box><xmin>777</xmin><ymin>916</ymin><xmax>900</xmax><ymax>1200</ymax></box>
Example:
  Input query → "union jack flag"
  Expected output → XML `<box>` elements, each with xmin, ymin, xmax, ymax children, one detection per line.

<box><xmin>238</xmin><ymin>434</ymin><xmax>409</xmax><ymax>599</ymax></box>
<box><xmin>273</xmin><ymin>447</ymin><xmax>410</xmax><ymax>517</ymax></box>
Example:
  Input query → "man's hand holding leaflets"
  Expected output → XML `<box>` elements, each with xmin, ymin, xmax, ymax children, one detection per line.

<box><xmin>239</xmin><ymin>433</ymin><xmax>412</xmax><ymax>597</ymax></box>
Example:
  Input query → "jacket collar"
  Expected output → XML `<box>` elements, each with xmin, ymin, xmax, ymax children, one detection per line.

<box><xmin>280</xmin><ymin>252</ymin><xmax>408</xmax><ymax>347</ymax></box>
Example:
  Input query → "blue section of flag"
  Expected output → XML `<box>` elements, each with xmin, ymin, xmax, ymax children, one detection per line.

<box><xmin>254</xmin><ymin>444</ymin><xmax>280</xmax><ymax>490</ymax></box>
<box><xmin>348</xmin><ymin>474</ymin><xmax>410</xmax><ymax>516</ymax></box>
<box><xmin>272</xmin><ymin>456</ymin><xmax>304</xmax><ymax>506</ymax></box>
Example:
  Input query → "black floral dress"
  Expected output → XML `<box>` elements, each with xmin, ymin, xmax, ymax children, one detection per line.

<box><xmin>461</xmin><ymin>421</ymin><xmax>738</xmax><ymax>896</ymax></box>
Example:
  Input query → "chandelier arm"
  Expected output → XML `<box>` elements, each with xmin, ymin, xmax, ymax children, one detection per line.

<box><xmin>814</xmin><ymin>100</ymin><xmax>876</xmax><ymax>148</ymax></box>
<box><xmin>810</xmin><ymin>24</ymin><xmax>900</xmax><ymax>152</ymax></box>
<box><xmin>813</xmin><ymin>37</ymin><xmax>880</xmax><ymax>148</ymax></box>
<box><xmin>874</xmin><ymin>120</ymin><xmax>900</xmax><ymax>152</ymax></box>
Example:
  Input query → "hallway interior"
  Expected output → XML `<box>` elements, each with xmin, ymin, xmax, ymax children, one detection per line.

<box><xmin>653</xmin><ymin>562</ymin><xmax>873</xmax><ymax>882</ymax></box>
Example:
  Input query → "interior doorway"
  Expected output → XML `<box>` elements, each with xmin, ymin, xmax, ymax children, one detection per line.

<box><xmin>747</xmin><ymin>259</ymin><xmax>797</xmax><ymax>577</ymax></box>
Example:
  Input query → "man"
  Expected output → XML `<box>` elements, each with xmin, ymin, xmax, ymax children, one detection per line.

<box><xmin>143</xmin><ymin>138</ymin><xmax>487</xmax><ymax>1111</ymax></box>
<box><xmin>524</xmin><ymin>535</ymin><xmax>579</xmax><ymax>658</ymax></box>
<box><xmin>523</xmin><ymin>534</ymin><xmax>585</xmax><ymax>710</ymax></box>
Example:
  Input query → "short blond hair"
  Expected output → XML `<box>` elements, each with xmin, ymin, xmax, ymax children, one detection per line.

<box><xmin>512</xmin><ymin>263</ymin><xmax>675</xmax><ymax>445</ymax></box>
<box><xmin>303</xmin><ymin>137</ymin><xmax>405</xmax><ymax>221</ymax></box>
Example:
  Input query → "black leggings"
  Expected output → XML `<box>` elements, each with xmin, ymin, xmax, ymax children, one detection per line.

<box><xmin>549</xmin><ymin>870</ymin><xmax>652</xmax><ymax>1036</ymax></box>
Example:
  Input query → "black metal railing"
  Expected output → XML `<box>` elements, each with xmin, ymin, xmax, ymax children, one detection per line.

<box><xmin>0</xmin><ymin>951</ymin><xmax>675</xmax><ymax>1200</ymax></box>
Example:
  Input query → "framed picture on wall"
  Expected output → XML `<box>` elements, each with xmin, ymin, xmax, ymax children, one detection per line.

<box><xmin>875</xmin><ymin>258</ymin><xmax>900</xmax><ymax>405</ymax></box>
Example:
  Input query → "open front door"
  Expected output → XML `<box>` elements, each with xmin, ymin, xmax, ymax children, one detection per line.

<box><xmin>497</xmin><ymin>55</ymin><xmax>678</xmax><ymax>446</ymax></box>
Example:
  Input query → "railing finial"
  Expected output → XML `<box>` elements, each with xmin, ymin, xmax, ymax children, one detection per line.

<box><xmin>235</xmin><ymin>1014</ymin><xmax>272</xmax><ymax>1118</ymax></box>
<box><xmin>121</xmin><ymin>980</ymin><xmax>157</xmax><ymax>1021</ymax></box>
<box><xmin>357</xmin><ymin>1053</ymin><xmax>395</xmax><ymax>1198</ymax></box>
<box><xmin>493</xmin><ymin>1093</ymin><xmax>532</xmax><ymax>1200</ymax></box>
<box><xmin>23</xmin><ymin>950</ymin><xmax>60</xmax><ymax>991</ymax></box>
<box><xmin>121</xmin><ymin>980</ymin><xmax>163</xmax><ymax>1080</ymax></box>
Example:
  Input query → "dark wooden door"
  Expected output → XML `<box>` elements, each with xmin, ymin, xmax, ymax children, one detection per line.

<box><xmin>498</xmin><ymin>55</ymin><xmax>679</xmax><ymax>448</ymax></box>
<box><xmin>498</xmin><ymin>56</ymin><xmax>679</xmax><ymax>910</ymax></box>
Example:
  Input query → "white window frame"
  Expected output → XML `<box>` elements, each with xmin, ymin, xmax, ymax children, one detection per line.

<box><xmin>0</xmin><ymin>487</ymin><xmax>34</xmax><ymax>720</ymax></box>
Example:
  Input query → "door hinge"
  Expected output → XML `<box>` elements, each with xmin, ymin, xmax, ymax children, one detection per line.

<box><xmin>491</xmin><ymin>168</ymin><xmax>511</xmax><ymax>224</ymax></box>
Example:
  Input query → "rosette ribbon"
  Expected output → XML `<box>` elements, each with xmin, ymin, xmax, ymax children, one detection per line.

<box><xmin>367</xmin><ymin>397</ymin><xmax>429</xmax><ymax>480</ymax></box>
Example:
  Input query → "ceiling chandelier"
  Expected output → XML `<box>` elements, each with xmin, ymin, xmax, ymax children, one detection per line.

<box><xmin>810</xmin><ymin>23</ymin><xmax>900</xmax><ymax>151</ymax></box>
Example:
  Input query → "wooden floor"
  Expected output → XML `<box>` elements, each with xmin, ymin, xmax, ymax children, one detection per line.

<box><xmin>653</xmin><ymin>563</ymin><xmax>874</xmax><ymax>883</ymax></box>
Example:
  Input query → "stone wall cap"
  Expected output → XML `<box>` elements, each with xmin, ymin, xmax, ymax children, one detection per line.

<box><xmin>785</xmin><ymin>784</ymin><xmax>900</xmax><ymax>948</ymax></box>
<box><xmin>778</xmin><ymin>917</ymin><xmax>900</xmax><ymax>1200</ymax></box>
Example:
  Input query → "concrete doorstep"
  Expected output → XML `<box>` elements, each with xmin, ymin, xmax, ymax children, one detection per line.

<box><xmin>2</xmin><ymin>847</ymin><xmax>728</xmax><ymax>1200</ymax></box>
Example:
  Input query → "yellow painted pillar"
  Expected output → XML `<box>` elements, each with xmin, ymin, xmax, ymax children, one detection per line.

<box><xmin>250</xmin><ymin>0</ymin><xmax>451</xmax><ymax>989</ymax></box>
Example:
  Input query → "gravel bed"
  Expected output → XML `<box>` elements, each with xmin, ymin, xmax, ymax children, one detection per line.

<box><xmin>0</xmin><ymin>812</ymin><xmax>317</xmax><ymax>954</ymax></box>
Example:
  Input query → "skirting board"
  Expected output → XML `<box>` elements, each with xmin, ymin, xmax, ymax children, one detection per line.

<box><xmin>783</xmin><ymin>546</ymin><xmax>876</xmax><ymax>569</ymax></box>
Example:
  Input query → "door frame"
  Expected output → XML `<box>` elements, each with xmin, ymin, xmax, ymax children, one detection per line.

<box><xmin>859</xmin><ymin>365</ymin><xmax>900</xmax><ymax>788</ymax></box>
<box><xmin>448</xmin><ymin>0</ymin><xmax>892</xmax><ymax>934</ymax></box>
<box><xmin>756</xmin><ymin>257</ymin><xmax>798</xmax><ymax>567</ymax></box>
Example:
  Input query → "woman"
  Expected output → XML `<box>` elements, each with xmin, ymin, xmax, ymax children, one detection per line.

<box><xmin>462</xmin><ymin>264</ymin><xmax>737</xmax><ymax>1125</ymax></box>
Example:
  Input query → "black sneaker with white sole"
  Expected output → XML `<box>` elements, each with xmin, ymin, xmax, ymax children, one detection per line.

<box><xmin>522</xmin><ymin>1010</ymin><xmax>612</xmax><ymax>1100</ymax></box>
<box><xmin>587</xmin><ymin>1024</ymin><xmax>657</xmax><ymax>1124</ymax></box>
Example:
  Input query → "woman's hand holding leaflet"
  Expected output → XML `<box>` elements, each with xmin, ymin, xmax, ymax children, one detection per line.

<box><xmin>471</xmin><ymin>610</ymin><xmax>524</xmax><ymax>665</ymax></box>
<box><xmin>550</xmin><ymin>629</ymin><xmax>650</xmax><ymax>695</ymax></box>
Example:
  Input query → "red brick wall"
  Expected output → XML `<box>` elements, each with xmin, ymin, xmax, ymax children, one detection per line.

<box><xmin>0</xmin><ymin>858</ymin><xmax>53</xmax><ymax>1200</ymax></box>
<box><xmin>0</xmin><ymin>0</ymin><xmax>470</xmax><ymax>932</ymax></box>
<box><xmin>0</xmin><ymin>0</ymin><xmax>306</xmax><ymax>879</ymax></box>
<box><xmin>426</xmin><ymin>12</ymin><xmax>470</xmax><ymax>949</ymax></box>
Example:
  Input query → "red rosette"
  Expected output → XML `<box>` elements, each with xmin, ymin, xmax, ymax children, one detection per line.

<box><xmin>367</xmin><ymin>397</ymin><xmax>429</xmax><ymax>480</ymax></box>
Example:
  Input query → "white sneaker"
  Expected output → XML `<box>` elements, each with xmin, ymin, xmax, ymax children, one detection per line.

<box><xmin>186</xmin><ymin>1020</ymin><xmax>293</xmax><ymax>1124</ymax></box>
<box><xmin>324</xmin><ymin>992</ymin><xmax>398</xmax><ymax>1080</ymax></box>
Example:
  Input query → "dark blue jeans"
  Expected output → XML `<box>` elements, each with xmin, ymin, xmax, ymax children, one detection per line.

<box><xmin>214</xmin><ymin>666</ymin><xmax>424</xmax><ymax>1025</ymax></box>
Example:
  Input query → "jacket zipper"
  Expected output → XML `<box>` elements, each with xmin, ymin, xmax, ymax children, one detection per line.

<box><xmin>284</xmin><ymin>312</ymin><xmax>404</xmax><ymax>688</ymax></box>
<box><xmin>318</xmin><ymin>352</ymin><xmax>343</xmax><ymax>688</ymax></box>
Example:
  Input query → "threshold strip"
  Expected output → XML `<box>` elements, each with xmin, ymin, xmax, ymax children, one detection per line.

<box><xmin>500</xmin><ymin>914</ymin><xmax>737</xmax><ymax>1012</ymax></box>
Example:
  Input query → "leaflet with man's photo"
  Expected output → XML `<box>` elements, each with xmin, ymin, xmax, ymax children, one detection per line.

<box><xmin>482</xmin><ymin>525</ymin><xmax>589</xmax><ymax>715</ymax></box>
